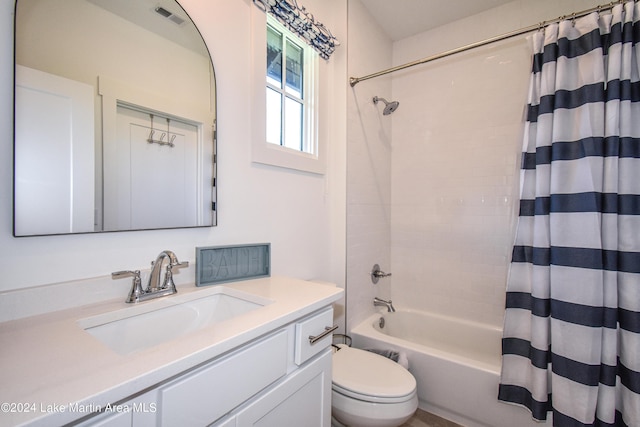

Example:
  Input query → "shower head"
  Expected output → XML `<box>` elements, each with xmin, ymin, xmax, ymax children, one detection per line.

<box><xmin>373</xmin><ymin>96</ymin><xmax>399</xmax><ymax>115</ymax></box>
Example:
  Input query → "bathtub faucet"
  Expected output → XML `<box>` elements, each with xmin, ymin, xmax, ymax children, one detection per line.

<box><xmin>374</xmin><ymin>297</ymin><xmax>396</xmax><ymax>312</ymax></box>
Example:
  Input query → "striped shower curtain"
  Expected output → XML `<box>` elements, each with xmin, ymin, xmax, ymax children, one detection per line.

<box><xmin>498</xmin><ymin>3</ymin><xmax>640</xmax><ymax>426</ymax></box>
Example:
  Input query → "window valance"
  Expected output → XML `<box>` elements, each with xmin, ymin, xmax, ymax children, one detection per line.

<box><xmin>253</xmin><ymin>0</ymin><xmax>339</xmax><ymax>59</ymax></box>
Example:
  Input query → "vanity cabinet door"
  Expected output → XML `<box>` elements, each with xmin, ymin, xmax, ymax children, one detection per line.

<box><xmin>74</xmin><ymin>389</ymin><xmax>157</xmax><ymax>427</ymax></box>
<box><xmin>159</xmin><ymin>330</ymin><xmax>288</xmax><ymax>426</ymax></box>
<box><xmin>235</xmin><ymin>349</ymin><xmax>332</xmax><ymax>427</ymax></box>
<box><xmin>210</xmin><ymin>415</ymin><xmax>237</xmax><ymax>427</ymax></box>
<box><xmin>76</xmin><ymin>410</ymin><xmax>132</xmax><ymax>427</ymax></box>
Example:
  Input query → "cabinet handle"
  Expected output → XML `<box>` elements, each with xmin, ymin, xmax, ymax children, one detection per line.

<box><xmin>308</xmin><ymin>325</ymin><xmax>338</xmax><ymax>345</ymax></box>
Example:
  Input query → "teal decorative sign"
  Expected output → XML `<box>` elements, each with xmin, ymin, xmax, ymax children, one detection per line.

<box><xmin>196</xmin><ymin>244</ymin><xmax>270</xmax><ymax>286</ymax></box>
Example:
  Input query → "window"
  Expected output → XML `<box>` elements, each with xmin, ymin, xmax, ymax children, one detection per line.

<box><xmin>265</xmin><ymin>17</ymin><xmax>317</xmax><ymax>154</ymax></box>
<box><xmin>251</xmin><ymin>8</ymin><xmax>324</xmax><ymax>174</ymax></box>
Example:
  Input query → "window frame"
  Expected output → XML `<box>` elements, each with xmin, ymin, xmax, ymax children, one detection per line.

<box><xmin>265</xmin><ymin>16</ymin><xmax>318</xmax><ymax>155</ymax></box>
<box><xmin>251</xmin><ymin>8</ymin><xmax>324</xmax><ymax>174</ymax></box>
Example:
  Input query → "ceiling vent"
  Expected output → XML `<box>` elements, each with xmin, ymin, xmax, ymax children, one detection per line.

<box><xmin>154</xmin><ymin>6</ymin><xmax>185</xmax><ymax>26</ymax></box>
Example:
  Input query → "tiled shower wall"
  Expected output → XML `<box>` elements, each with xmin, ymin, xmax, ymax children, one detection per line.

<box><xmin>390</xmin><ymin>40</ymin><xmax>527</xmax><ymax>327</ymax></box>
<box><xmin>346</xmin><ymin>0</ymin><xmax>393</xmax><ymax>329</ymax></box>
<box><xmin>347</xmin><ymin>0</ymin><xmax>604</xmax><ymax>330</ymax></box>
<box><xmin>389</xmin><ymin>0</ymin><xmax>602</xmax><ymax>327</ymax></box>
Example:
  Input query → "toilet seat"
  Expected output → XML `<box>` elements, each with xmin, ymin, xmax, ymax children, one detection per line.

<box><xmin>332</xmin><ymin>346</ymin><xmax>416</xmax><ymax>403</ymax></box>
<box><xmin>332</xmin><ymin>383</ymin><xmax>414</xmax><ymax>404</ymax></box>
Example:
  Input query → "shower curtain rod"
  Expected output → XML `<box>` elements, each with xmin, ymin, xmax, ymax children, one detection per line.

<box><xmin>349</xmin><ymin>1</ymin><xmax>624</xmax><ymax>87</ymax></box>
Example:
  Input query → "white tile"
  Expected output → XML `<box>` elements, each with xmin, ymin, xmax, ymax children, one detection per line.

<box><xmin>348</xmin><ymin>0</ymin><xmax>604</xmax><ymax>330</ymax></box>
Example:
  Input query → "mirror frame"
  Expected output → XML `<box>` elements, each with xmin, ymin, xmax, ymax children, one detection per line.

<box><xmin>12</xmin><ymin>0</ymin><xmax>217</xmax><ymax>237</ymax></box>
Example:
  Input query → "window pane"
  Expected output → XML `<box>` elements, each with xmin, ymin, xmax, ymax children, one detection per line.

<box><xmin>267</xmin><ymin>26</ymin><xmax>282</xmax><ymax>87</ymax></box>
<box><xmin>266</xmin><ymin>88</ymin><xmax>282</xmax><ymax>145</ymax></box>
<box><xmin>284</xmin><ymin>98</ymin><xmax>302</xmax><ymax>151</ymax></box>
<box><xmin>285</xmin><ymin>40</ymin><xmax>303</xmax><ymax>98</ymax></box>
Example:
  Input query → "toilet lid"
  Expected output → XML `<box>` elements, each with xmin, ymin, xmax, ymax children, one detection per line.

<box><xmin>332</xmin><ymin>346</ymin><xmax>416</xmax><ymax>399</ymax></box>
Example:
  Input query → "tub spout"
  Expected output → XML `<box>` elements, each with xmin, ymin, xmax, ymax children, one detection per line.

<box><xmin>374</xmin><ymin>297</ymin><xmax>396</xmax><ymax>312</ymax></box>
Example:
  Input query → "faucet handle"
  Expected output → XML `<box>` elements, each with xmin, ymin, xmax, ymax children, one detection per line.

<box><xmin>112</xmin><ymin>270</ymin><xmax>141</xmax><ymax>281</ymax></box>
<box><xmin>151</xmin><ymin>259</ymin><xmax>188</xmax><ymax>270</ymax></box>
<box><xmin>159</xmin><ymin>260</ymin><xmax>188</xmax><ymax>291</ymax></box>
<box><xmin>371</xmin><ymin>264</ymin><xmax>392</xmax><ymax>284</ymax></box>
<box><xmin>112</xmin><ymin>270</ymin><xmax>144</xmax><ymax>303</ymax></box>
<box><xmin>171</xmin><ymin>261</ymin><xmax>189</xmax><ymax>269</ymax></box>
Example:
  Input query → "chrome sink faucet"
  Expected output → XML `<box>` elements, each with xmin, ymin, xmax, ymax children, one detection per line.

<box><xmin>374</xmin><ymin>297</ymin><xmax>396</xmax><ymax>312</ymax></box>
<box><xmin>148</xmin><ymin>250</ymin><xmax>186</xmax><ymax>292</ymax></box>
<box><xmin>112</xmin><ymin>250</ymin><xmax>189</xmax><ymax>303</ymax></box>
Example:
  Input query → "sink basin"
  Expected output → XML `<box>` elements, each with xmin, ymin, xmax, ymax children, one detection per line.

<box><xmin>79</xmin><ymin>288</ymin><xmax>271</xmax><ymax>355</ymax></box>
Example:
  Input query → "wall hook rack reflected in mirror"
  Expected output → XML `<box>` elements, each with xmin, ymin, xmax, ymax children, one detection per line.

<box><xmin>147</xmin><ymin>129</ymin><xmax>176</xmax><ymax>147</ymax></box>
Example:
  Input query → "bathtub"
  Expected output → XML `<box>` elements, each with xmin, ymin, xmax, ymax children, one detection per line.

<box><xmin>350</xmin><ymin>310</ymin><xmax>550</xmax><ymax>427</ymax></box>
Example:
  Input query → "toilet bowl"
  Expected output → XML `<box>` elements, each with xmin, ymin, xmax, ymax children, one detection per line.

<box><xmin>331</xmin><ymin>345</ymin><xmax>418</xmax><ymax>427</ymax></box>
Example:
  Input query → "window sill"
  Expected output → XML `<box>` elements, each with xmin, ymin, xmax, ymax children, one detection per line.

<box><xmin>252</xmin><ymin>140</ymin><xmax>325</xmax><ymax>174</ymax></box>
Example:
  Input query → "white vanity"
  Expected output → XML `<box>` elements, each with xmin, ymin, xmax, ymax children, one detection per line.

<box><xmin>0</xmin><ymin>276</ymin><xmax>343</xmax><ymax>427</ymax></box>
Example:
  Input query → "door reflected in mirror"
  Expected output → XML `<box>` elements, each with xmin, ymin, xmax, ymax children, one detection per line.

<box><xmin>13</xmin><ymin>0</ymin><xmax>216</xmax><ymax>236</ymax></box>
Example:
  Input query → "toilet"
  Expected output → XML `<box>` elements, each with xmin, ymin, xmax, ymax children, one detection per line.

<box><xmin>331</xmin><ymin>345</ymin><xmax>418</xmax><ymax>427</ymax></box>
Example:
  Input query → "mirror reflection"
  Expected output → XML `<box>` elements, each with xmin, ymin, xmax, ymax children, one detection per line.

<box><xmin>14</xmin><ymin>0</ymin><xmax>216</xmax><ymax>236</ymax></box>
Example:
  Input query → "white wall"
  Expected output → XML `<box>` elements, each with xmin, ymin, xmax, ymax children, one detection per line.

<box><xmin>389</xmin><ymin>0</ymin><xmax>602</xmax><ymax>327</ymax></box>
<box><xmin>15</xmin><ymin>0</ymin><xmax>211</xmax><ymax>110</ymax></box>
<box><xmin>346</xmin><ymin>0</ymin><xmax>393</xmax><ymax>329</ymax></box>
<box><xmin>0</xmin><ymin>0</ymin><xmax>347</xmax><ymax>319</ymax></box>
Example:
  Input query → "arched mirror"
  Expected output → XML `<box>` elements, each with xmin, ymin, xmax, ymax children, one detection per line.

<box><xmin>13</xmin><ymin>0</ymin><xmax>216</xmax><ymax>236</ymax></box>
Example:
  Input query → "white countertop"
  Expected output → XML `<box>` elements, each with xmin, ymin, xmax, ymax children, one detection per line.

<box><xmin>0</xmin><ymin>276</ymin><xmax>343</xmax><ymax>427</ymax></box>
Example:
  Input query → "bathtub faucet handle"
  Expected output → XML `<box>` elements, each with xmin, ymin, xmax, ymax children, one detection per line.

<box><xmin>371</xmin><ymin>264</ymin><xmax>392</xmax><ymax>284</ymax></box>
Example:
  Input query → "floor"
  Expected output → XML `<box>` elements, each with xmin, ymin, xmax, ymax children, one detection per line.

<box><xmin>401</xmin><ymin>409</ymin><xmax>463</xmax><ymax>427</ymax></box>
